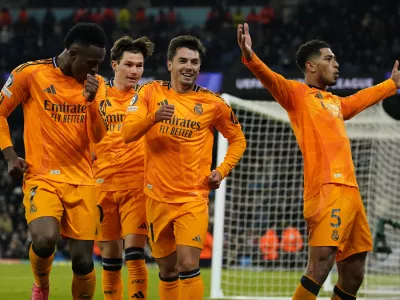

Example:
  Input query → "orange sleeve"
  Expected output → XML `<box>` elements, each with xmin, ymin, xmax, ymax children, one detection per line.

<box><xmin>242</xmin><ymin>53</ymin><xmax>296</xmax><ymax>111</ymax></box>
<box><xmin>86</xmin><ymin>76</ymin><xmax>108</xmax><ymax>143</ymax></box>
<box><xmin>0</xmin><ymin>69</ymin><xmax>30</xmax><ymax>150</ymax></box>
<box><xmin>213</xmin><ymin>98</ymin><xmax>246</xmax><ymax>179</ymax></box>
<box><xmin>122</xmin><ymin>84</ymin><xmax>156</xmax><ymax>143</ymax></box>
<box><xmin>340</xmin><ymin>79</ymin><xmax>397</xmax><ymax>120</ymax></box>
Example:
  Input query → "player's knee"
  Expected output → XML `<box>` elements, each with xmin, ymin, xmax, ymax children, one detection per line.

<box><xmin>71</xmin><ymin>253</ymin><xmax>94</xmax><ymax>275</ymax></box>
<box><xmin>177</xmin><ymin>257</ymin><xmax>199</xmax><ymax>273</ymax></box>
<box><xmin>159</xmin><ymin>265</ymin><xmax>178</xmax><ymax>278</ymax></box>
<box><xmin>157</xmin><ymin>260</ymin><xmax>178</xmax><ymax>278</ymax></box>
<box><xmin>348</xmin><ymin>268</ymin><xmax>365</xmax><ymax>289</ymax></box>
<box><xmin>31</xmin><ymin>231</ymin><xmax>58</xmax><ymax>257</ymax></box>
<box><xmin>306</xmin><ymin>253</ymin><xmax>335</xmax><ymax>282</ymax></box>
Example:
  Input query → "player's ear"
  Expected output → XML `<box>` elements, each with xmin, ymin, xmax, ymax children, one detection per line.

<box><xmin>111</xmin><ymin>60</ymin><xmax>118</xmax><ymax>73</ymax></box>
<box><xmin>305</xmin><ymin>60</ymin><xmax>316</xmax><ymax>73</ymax></box>
<box><xmin>167</xmin><ymin>60</ymin><xmax>172</xmax><ymax>72</ymax></box>
<box><xmin>68</xmin><ymin>48</ymin><xmax>78</xmax><ymax>62</ymax></box>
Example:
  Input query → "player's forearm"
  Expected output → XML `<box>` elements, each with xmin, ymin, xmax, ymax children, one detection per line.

<box><xmin>0</xmin><ymin>116</ymin><xmax>13</xmax><ymax>151</ymax></box>
<box><xmin>242</xmin><ymin>53</ymin><xmax>293</xmax><ymax>110</ymax></box>
<box><xmin>216</xmin><ymin>133</ymin><xmax>246</xmax><ymax>179</ymax></box>
<box><xmin>2</xmin><ymin>146</ymin><xmax>18</xmax><ymax>163</ymax></box>
<box><xmin>122</xmin><ymin>112</ymin><xmax>155</xmax><ymax>143</ymax></box>
<box><xmin>342</xmin><ymin>79</ymin><xmax>397</xmax><ymax>120</ymax></box>
<box><xmin>87</xmin><ymin>102</ymin><xmax>107</xmax><ymax>144</ymax></box>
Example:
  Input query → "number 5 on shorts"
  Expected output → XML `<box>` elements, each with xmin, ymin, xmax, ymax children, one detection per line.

<box><xmin>330</xmin><ymin>208</ymin><xmax>341</xmax><ymax>228</ymax></box>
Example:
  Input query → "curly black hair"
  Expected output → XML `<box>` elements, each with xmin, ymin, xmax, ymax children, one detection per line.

<box><xmin>295</xmin><ymin>39</ymin><xmax>330</xmax><ymax>72</ymax></box>
<box><xmin>63</xmin><ymin>23</ymin><xmax>106</xmax><ymax>49</ymax></box>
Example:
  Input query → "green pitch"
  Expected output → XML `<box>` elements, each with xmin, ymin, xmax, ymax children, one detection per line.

<box><xmin>0</xmin><ymin>263</ymin><xmax>397</xmax><ymax>299</ymax></box>
<box><xmin>0</xmin><ymin>263</ymin><xmax>209</xmax><ymax>300</ymax></box>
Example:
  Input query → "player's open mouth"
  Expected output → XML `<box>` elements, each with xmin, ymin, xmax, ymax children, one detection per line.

<box><xmin>182</xmin><ymin>73</ymin><xmax>193</xmax><ymax>78</ymax></box>
<box><xmin>127</xmin><ymin>77</ymin><xmax>137</xmax><ymax>81</ymax></box>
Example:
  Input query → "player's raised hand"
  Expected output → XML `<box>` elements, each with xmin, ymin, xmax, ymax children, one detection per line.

<box><xmin>83</xmin><ymin>74</ymin><xmax>99</xmax><ymax>102</ymax></box>
<box><xmin>237</xmin><ymin>23</ymin><xmax>253</xmax><ymax>61</ymax></box>
<box><xmin>155</xmin><ymin>104</ymin><xmax>174</xmax><ymax>123</ymax></box>
<box><xmin>208</xmin><ymin>170</ymin><xmax>222</xmax><ymax>189</ymax></box>
<box><xmin>390</xmin><ymin>60</ymin><xmax>400</xmax><ymax>88</ymax></box>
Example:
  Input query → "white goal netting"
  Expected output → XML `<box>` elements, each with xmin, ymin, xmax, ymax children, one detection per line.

<box><xmin>211</xmin><ymin>94</ymin><xmax>400</xmax><ymax>300</ymax></box>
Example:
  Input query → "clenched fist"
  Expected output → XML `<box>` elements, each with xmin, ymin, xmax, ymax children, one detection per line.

<box><xmin>155</xmin><ymin>104</ymin><xmax>174</xmax><ymax>123</ymax></box>
<box><xmin>83</xmin><ymin>74</ymin><xmax>99</xmax><ymax>102</ymax></box>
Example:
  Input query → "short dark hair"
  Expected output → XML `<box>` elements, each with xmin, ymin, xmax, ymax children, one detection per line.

<box><xmin>110</xmin><ymin>36</ymin><xmax>154</xmax><ymax>64</ymax></box>
<box><xmin>167</xmin><ymin>35</ymin><xmax>206</xmax><ymax>61</ymax></box>
<box><xmin>64</xmin><ymin>23</ymin><xmax>106</xmax><ymax>49</ymax></box>
<box><xmin>295</xmin><ymin>39</ymin><xmax>330</xmax><ymax>72</ymax></box>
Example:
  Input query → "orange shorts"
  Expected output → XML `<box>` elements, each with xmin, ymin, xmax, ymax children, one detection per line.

<box><xmin>23</xmin><ymin>177</ymin><xmax>98</xmax><ymax>240</ymax></box>
<box><xmin>147</xmin><ymin>197</ymin><xmax>209</xmax><ymax>259</ymax></box>
<box><xmin>304</xmin><ymin>184</ymin><xmax>373</xmax><ymax>261</ymax></box>
<box><xmin>96</xmin><ymin>188</ymin><xmax>147</xmax><ymax>241</ymax></box>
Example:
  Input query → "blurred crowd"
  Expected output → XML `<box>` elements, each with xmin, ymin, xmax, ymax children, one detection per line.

<box><xmin>0</xmin><ymin>1</ymin><xmax>397</xmax><ymax>78</ymax></box>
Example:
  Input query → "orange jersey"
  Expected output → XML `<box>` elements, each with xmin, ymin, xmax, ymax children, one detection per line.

<box><xmin>0</xmin><ymin>58</ymin><xmax>107</xmax><ymax>185</ymax></box>
<box><xmin>93</xmin><ymin>80</ymin><xmax>144</xmax><ymax>191</ymax></box>
<box><xmin>244</xmin><ymin>54</ymin><xmax>397</xmax><ymax>200</ymax></box>
<box><xmin>123</xmin><ymin>81</ymin><xmax>246</xmax><ymax>203</ymax></box>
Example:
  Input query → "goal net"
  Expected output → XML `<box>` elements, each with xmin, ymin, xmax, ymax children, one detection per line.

<box><xmin>211</xmin><ymin>93</ymin><xmax>400</xmax><ymax>299</ymax></box>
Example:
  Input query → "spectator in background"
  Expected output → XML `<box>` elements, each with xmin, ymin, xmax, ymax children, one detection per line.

<box><xmin>135</xmin><ymin>6</ymin><xmax>146</xmax><ymax>24</ymax></box>
<box><xmin>281</xmin><ymin>225</ymin><xmax>303</xmax><ymax>254</ymax></box>
<box><xmin>89</xmin><ymin>7</ymin><xmax>102</xmax><ymax>24</ymax></box>
<box><xmin>259</xmin><ymin>3</ymin><xmax>275</xmax><ymax>32</ymax></box>
<box><xmin>4</xmin><ymin>232</ymin><xmax>25</xmax><ymax>258</ymax></box>
<box><xmin>167</xmin><ymin>6</ymin><xmax>177</xmax><ymax>28</ymax></box>
<box><xmin>42</xmin><ymin>7</ymin><xmax>56</xmax><ymax>43</ymax></box>
<box><xmin>18</xmin><ymin>6</ymin><xmax>28</xmax><ymax>23</ymax></box>
<box><xmin>0</xmin><ymin>8</ymin><xmax>11</xmax><ymax>27</ymax></box>
<box><xmin>117</xmin><ymin>7</ymin><xmax>131</xmax><ymax>30</ymax></box>
<box><xmin>74</xmin><ymin>7</ymin><xmax>87</xmax><ymax>23</ymax></box>
<box><xmin>232</xmin><ymin>7</ymin><xmax>245</xmax><ymax>27</ymax></box>
<box><xmin>156</xmin><ymin>9</ymin><xmax>167</xmax><ymax>30</ymax></box>
<box><xmin>246</xmin><ymin>7</ymin><xmax>259</xmax><ymax>26</ymax></box>
<box><xmin>259</xmin><ymin>225</ymin><xmax>279</xmax><ymax>265</ymax></box>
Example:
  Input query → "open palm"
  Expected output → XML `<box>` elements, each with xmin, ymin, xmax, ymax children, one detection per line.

<box><xmin>237</xmin><ymin>23</ymin><xmax>253</xmax><ymax>61</ymax></box>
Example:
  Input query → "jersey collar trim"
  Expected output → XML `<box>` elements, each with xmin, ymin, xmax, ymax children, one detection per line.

<box><xmin>52</xmin><ymin>57</ymin><xmax>58</xmax><ymax>68</ymax></box>
<box><xmin>167</xmin><ymin>81</ymin><xmax>200</xmax><ymax>91</ymax></box>
<box><xmin>307</xmin><ymin>84</ymin><xmax>325</xmax><ymax>91</ymax></box>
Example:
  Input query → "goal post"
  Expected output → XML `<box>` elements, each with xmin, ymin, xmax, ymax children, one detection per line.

<box><xmin>211</xmin><ymin>93</ymin><xmax>400</xmax><ymax>299</ymax></box>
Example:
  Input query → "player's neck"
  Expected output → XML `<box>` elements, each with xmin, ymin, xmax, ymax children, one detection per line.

<box><xmin>113</xmin><ymin>78</ymin><xmax>132</xmax><ymax>92</ymax></box>
<box><xmin>56</xmin><ymin>50</ymin><xmax>73</xmax><ymax>77</ymax></box>
<box><xmin>305</xmin><ymin>75</ymin><xmax>326</xmax><ymax>90</ymax></box>
<box><xmin>170</xmin><ymin>79</ymin><xmax>193</xmax><ymax>94</ymax></box>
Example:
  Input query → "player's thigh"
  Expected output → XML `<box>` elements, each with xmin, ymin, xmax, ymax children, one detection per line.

<box><xmin>23</xmin><ymin>178</ymin><xmax>62</xmax><ymax>241</ymax></box>
<box><xmin>337</xmin><ymin>190</ymin><xmax>372</xmax><ymax>261</ymax></box>
<box><xmin>146</xmin><ymin>197</ymin><xmax>176</xmax><ymax>259</ymax></box>
<box><xmin>96</xmin><ymin>190</ymin><xmax>121</xmax><ymax>242</ymax></box>
<box><xmin>120</xmin><ymin>188</ymin><xmax>148</xmax><ymax>239</ymax></box>
<box><xmin>60</xmin><ymin>184</ymin><xmax>97</xmax><ymax>240</ymax></box>
<box><xmin>174</xmin><ymin>200</ymin><xmax>209</xmax><ymax>251</ymax></box>
<box><xmin>305</xmin><ymin>184</ymin><xmax>357</xmax><ymax>251</ymax></box>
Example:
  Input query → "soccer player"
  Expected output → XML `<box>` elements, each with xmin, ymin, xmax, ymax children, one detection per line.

<box><xmin>0</xmin><ymin>23</ymin><xmax>108</xmax><ymax>300</ymax></box>
<box><xmin>237</xmin><ymin>23</ymin><xmax>400</xmax><ymax>300</ymax></box>
<box><xmin>93</xmin><ymin>36</ymin><xmax>154</xmax><ymax>300</ymax></box>
<box><xmin>121</xmin><ymin>35</ymin><xmax>246</xmax><ymax>300</ymax></box>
